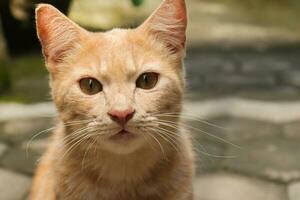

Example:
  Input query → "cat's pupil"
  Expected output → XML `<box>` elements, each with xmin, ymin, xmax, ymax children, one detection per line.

<box><xmin>143</xmin><ymin>74</ymin><xmax>148</xmax><ymax>84</ymax></box>
<box><xmin>89</xmin><ymin>79</ymin><xmax>93</xmax><ymax>89</ymax></box>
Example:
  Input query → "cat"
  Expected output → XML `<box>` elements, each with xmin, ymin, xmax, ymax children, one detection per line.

<box><xmin>30</xmin><ymin>0</ymin><xmax>194</xmax><ymax>199</ymax></box>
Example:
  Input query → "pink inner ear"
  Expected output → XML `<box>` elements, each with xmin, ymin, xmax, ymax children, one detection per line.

<box><xmin>36</xmin><ymin>7</ymin><xmax>53</xmax><ymax>59</ymax></box>
<box><xmin>36</xmin><ymin>5</ymin><xmax>81</xmax><ymax>65</ymax></box>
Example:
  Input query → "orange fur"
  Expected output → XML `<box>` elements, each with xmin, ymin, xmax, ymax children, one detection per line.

<box><xmin>30</xmin><ymin>0</ymin><xmax>194</xmax><ymax>199</ymax></box>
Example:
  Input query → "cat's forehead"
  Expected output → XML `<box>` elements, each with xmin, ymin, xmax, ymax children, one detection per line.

<box><xmin>103</xmin><ymin>28</ymin><xmax>131</xmax><ymax>43</ymax></box>
<box><xmin>83</xmin><ymin>29</ymin><xmax>163</xmax><ymax>75</ymax></box>
<box><xmin>91</xmin><ymin>29</ymin><xmax>141</xmax><ymax>59</ymax></box>
<box><xmin>70</xmin><ymin>29</ymin><xmax>164</xmax><ymax>82</ymax></box>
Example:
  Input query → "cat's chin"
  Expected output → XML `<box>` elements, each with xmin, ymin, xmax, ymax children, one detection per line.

<box><xmin>100</xmin><ymin>131</ymin><xmax>145</xmax><ymax>154</ymax></box>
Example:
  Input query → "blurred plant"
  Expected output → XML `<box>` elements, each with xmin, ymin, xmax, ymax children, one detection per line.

<box><xmin>131</xmin><ymin>0</ymin><xmax>144</xmax><ymax>7</ymax></box>
<box><xmin>0</xmin><ymin>62</ymin><xmax>11</xmax><ymax>95</ymax></box>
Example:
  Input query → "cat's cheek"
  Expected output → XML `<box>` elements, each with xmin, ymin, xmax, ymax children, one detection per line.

<box><xmin>60</xmin><ymin>89</ymin><xmax>105</xmax><ymax>120</ymax></box>
<box><xmin>78</xmin><ymin>94</ymin><xmax>106</xmax><ymax>115</ymax></box>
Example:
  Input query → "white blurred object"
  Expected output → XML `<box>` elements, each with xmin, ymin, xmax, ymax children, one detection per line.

<box><xmin>69</xmin><ymin>0</ymin><xmax>161</xmax><ymax>29</ymax></box>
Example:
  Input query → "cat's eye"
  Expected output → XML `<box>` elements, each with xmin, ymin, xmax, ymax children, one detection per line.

<box><xmin>136</xmin><ymin>72</ymin><xmax>159</xmax><ymax>90</ymax></box>
<box><xmin>79</xmin><ymin>78</ymin><xmax>103</xmax><ymax>95</ymax></box>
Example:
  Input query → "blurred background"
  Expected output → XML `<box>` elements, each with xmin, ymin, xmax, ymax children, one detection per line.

<box><xmin>0</xmin><ymin>0</ymin><xmax>300</xmax><ymax>199</ymax></box>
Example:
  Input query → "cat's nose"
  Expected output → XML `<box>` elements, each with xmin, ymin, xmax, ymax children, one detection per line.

<box><xmin>108</xmin><ymin>108</ymin><xmax>135</xmax><ymax>126</ymax></box>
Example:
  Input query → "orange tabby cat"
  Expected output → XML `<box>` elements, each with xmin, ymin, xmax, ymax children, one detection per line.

<box><xmin>30</xmin><ymin>0</ymin><xmax>194</xmax><ymax>199</ymax></box>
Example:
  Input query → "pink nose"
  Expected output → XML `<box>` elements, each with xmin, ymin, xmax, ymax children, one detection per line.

<box><xmin>108</xmin><ymin>108</ymin><xmax>135</xmax><ymax>126</ymax></box>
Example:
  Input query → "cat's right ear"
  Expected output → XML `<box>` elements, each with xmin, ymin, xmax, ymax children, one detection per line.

<box><xmin>35</xmin><ymin>4</ymin><xmax>85</xmax><ymax>70</ymax></box>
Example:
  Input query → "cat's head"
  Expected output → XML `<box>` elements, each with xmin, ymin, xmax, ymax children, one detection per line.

<box><xmin>36</xmin><ymin>0</ymin><xmax>187</xmax><ymax>154</ymax></box>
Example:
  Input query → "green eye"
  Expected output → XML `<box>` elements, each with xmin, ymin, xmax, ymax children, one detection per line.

<box><xmin>136</xmin><ymin>72</ymin><xmax>159</xmax><ymax>90</ymax></box>
<box><xmin>79</xmin><ymin>78</ymin><xmax>102</xmax><ymax>95</ymax></box>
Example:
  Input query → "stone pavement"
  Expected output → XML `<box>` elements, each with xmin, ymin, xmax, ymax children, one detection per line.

<box><xmin>185</xmin><ymin>46</ymin><xmax>300</xmax><ymax>100</ymax></box>
<box><xmin>1</xmin><ymin>99</ymin><xmax>300</xmax><ymax>200</ymax></box>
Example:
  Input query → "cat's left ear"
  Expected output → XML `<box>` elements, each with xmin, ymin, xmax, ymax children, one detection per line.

<box><xmin>138</xmin><ymin>0</ymin><xmax>187</xmax><ymax>57</ymax></box>
<box><xmin>35</xmin><ymin>4</ymin><xmax>86</xmax><ymax>70</ymax></box>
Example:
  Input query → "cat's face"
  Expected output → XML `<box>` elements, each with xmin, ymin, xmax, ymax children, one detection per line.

<box><xmin>36</xmin><ymin>0</ymin><xmax>187</xmax><ymax>154</ymax></box>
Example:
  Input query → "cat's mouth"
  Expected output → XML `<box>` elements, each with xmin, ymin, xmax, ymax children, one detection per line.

<box><xmin>109</xmin><ymin>129</ymin><xmax>136</xmax><ymax>141</ymax></box>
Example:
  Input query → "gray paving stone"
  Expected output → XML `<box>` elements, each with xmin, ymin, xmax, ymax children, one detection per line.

<box><xmin>190</xmin><ymin>117</ymin><xmax>281</xmax><ymax>143</ymax></box>
<box><xmin>241</xmin><ymin>59</ymin><xmax>291</xmax><ymax>73</ymax></box>
<box><xmin>0</xmin><ymin>102</ymin><xmax>55</xmax><ymax>121</ymax></box>
<box><xmin>222</xmin><ymin>119</ymin><xmax>281</xmax><ymax>143</ymax></box>
<box><xmin>22</xmin><ymin>139</ymin><xmax>49</xmax><ymax>155</ymax></box>
<box><xmin>283</xmin><ymin>71</ymin><xmax>300</xmax><ymax>87</ymax></box>
<box><xmin>283</xmin><ymin>121</ymin><xmax>300</xmax><ymax>139</ymax></box>
<box><xmin>186</xmin><ymin>55</ymin><xmax>236</xmax><ymax>73</ymax></box>
<box><xmin>0</xmin><ymin>168</ymin><xmax>31</xmax><ymax>200</ymax></box>
<box><xmin>288</xmin><ymin>182</ymin><xmax>300</xmax><ymax>200</ymax></box>
<box><xmin>188</xmin><ymin>115</ymin><xmax>300</xmax><ymax>183</ymax></box>
<box><xmin>1</xmin><ymin>145</ymin><xmax>43</xmax><ymax>175</ymax></box>
<box><xmin>189</xmin><ymin>117</ymin><xmax>293</xmax><ymax>178</ymax></box>
<box><xmin>204</xmin><ymin>73</ymin><xmax>276</xmax><ymax>88</ymax></box>
<box><xmin>194</xmin><ymin>172</ymin><xmax>287</xmax><ymax>200</ymax></box>
<box><xmin>0</xmin><ymin>117</ymin><xmax>53</xmax><ymax>144</ymax></box>
<box><xmin>193</xmin><ymin>140</ymin><xmax>226</xmax><ymax>174</ymax></box>
<box><xmin>223</xmin><ymin>137</ymin><xmax>300</xmax><ymax>183</ymax></box>
<box><xmin>184</xmin><ymin>98</ymin><xmax>300</xmax><ymax>123</ymax></box>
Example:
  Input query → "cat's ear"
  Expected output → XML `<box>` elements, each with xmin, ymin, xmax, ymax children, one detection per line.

<box><xmin>138</xmin><ymin>0</ymin><xmax>187</xmax><ymax>56</ymax></box>
<box><xmin>35</xmin><ymin>4</ymin><xmax>85</xmax><ymax>68</ymax></box>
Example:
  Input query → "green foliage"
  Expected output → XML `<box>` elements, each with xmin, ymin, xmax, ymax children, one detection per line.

<box><xmin>9</xmin><ymin>54</ymin><xmax>46</xmax><ymax>79</ymax></box>
<box><xmin>0</xmin><ymin>62</ymin><xmax>11</xmax><ymax>94</ymax></box>
<box><xmin>0</xmin><ymin>54</ymin><xmax>49</xmax><ymax>103</ymax></box>
<box><xmin>131</xmin><ymin>0</ymin><xmax>144</xmax><ymax>7</ymax></box>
